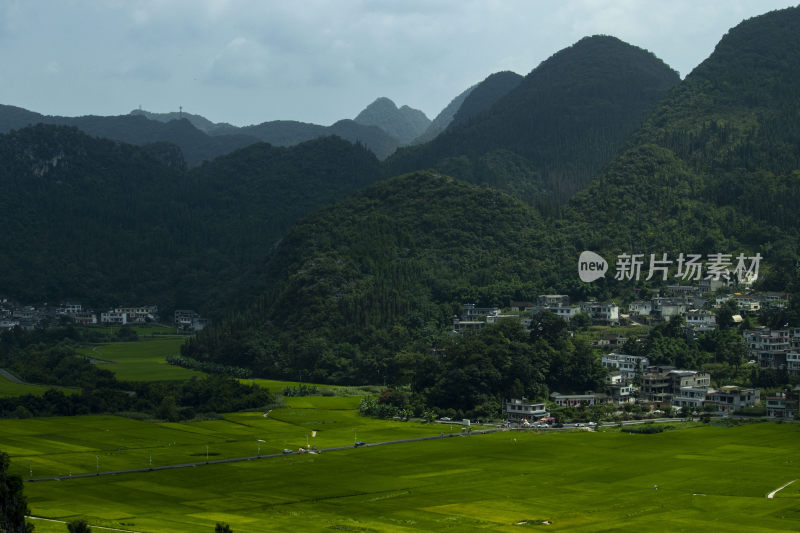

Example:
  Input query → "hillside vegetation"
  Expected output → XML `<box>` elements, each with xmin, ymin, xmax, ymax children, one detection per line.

<box><xmin>189</xmin><ymin>7</ymin><xmax>800</xmax><ymax>411</ymax></box>
<box><xmin>385</xmin><ymin>35</ymin><xmax>680</xmax><ymax>205</ymax></box>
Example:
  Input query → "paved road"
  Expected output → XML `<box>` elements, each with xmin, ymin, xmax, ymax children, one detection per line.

<box><xmin>23</xmin><ymin>418</ymin><xmax>692</xmax><ymax>483</ymax></box>
<box><xmin>0</xmin><ymin>368</ymin><xmax>26</xmax><ymax>384</ymax></box>
<box><xmin>25</xmin><ymin>427</ymin><xmax>500</xmax><ymax>483</ymax></box>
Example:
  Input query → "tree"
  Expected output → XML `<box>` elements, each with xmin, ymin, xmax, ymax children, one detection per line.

<box><xmin>0</xmin><ymin>451</ymin><xmax>34</xmax><ymax>533</ymax></box>
<box><xmin>67</xmin><ymin>519</ymin><xmax>91</xmax><ymax>533</ymax></box>
<box><xmin>215</xmin><ymin>523</ymin><xmax>233</xmax><ymax>533</ymax></box>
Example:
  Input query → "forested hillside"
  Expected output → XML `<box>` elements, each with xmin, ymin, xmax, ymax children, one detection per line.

<box><xmin>559</xmin><ymin>6</ymin><xmax>800</xmax><ymax>290</ymax></box>
<box><xmin>384</xmin><ymin>35</ymin><xmax>680</xmax><ymax>205</ymax></box>
<box><xmin>0</xmin><ymin>126</ymin><xmax>381</xmax><ymax>314</ymax></box>
<box><xmin>189</xmin><ymin>7</ymin><xmax>800</xmax><ymax>412</ymax></box>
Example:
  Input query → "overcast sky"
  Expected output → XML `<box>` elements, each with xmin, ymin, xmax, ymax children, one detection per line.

<box><xmin>1</xmin><ymin>1</ymin><xmax>796</xmax><ymax>127</ymax></box>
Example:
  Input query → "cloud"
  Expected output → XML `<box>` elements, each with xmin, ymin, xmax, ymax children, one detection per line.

<box><xmin>1</xmin><ymin>0</ymin><xmax>797</xmax><ymax>125</ymax></box>
<box><xmin>204</xmin><ymin>37</ymin><xmax>275</xmax><ymax>88</ymax></box>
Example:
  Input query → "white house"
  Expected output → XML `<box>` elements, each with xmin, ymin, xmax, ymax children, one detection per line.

<box><xmin>505</xmin><ymin>398</ymin><xmax>549</xmax><ymax>422</ymax></box>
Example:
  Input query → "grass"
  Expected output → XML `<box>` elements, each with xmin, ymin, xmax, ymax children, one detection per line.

<box><xmin>16</xmin><ymin>421</ymin><xmax>800</xmax><ymax>532</ymax></box>
<box><xmin>0</xmin><ymin>373</ymin><xmax>79</xmax><ymax>398</ymax></box>
<box><xmin>82</xmin><ymin>324</ymin><xmax>187</xmax><ymax>337</ymax></box>
<box><xmin>241</xmin><ymin>377</ymin><xmax>380</xmax><ymax>396</ymax></box>
<box><xmin>81</xmin><ymin>337</ymin><xmax>205</xmax><ymax>382</ymax></box>
<box><xmin>0</xmin><ymin>396</ymin><xmax>448</xmax><ymax>479</ymax></box>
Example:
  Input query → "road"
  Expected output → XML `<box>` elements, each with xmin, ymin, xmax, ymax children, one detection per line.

<box><xmin>25</xmin><ymin>427</ymin><xmax>499</xmax><ymax>483</ymax></box>
<box><xmin>23</xmin><ymin>418</ymin><xmax>690</xmax><ymax>483</ymax></box>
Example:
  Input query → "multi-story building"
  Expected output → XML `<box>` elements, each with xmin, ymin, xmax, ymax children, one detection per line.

<box><xmin>505</xmin><ymin>398</ymin><xmax>549</xmax><ymax>422</ymax></box>
<box><xmin>673</xmin><ymin>387</ymin><xmax>709</xmax><ymax>410</ymax></box>
<box><xmin>765</xmin><ymin>392</ymin><xmax>796</xmax><ymax>419</ymax></box>
<box><xmin>652</xmin><ymin>297</ymin><xmax>690</xmax><ymax>320</ymax></box>
<box><xmin>640</xmin><ymin>367</ymin><xmax>711</xmax><ymax>406</ymax></box>
<box><xmin>744</xmin><ymin>328</ymin><xmax>792</xmax><ymax>373</ymax></box>
<box><xmin>462</xmin><ymin>303</ymin><xmax>499</xmax><ymax>321</ymax></box>
<box><xmin>683</xmin><ymin>309</ymin><xmax>716</xmax><ymax>331</ymax></box>
<box><xmin>704</xmin><ymin>386</ymin><xmax>760</xmax><ymax>415</ymax></box>
<box><xmin>629</xmin><ymin>300</ymin><xmax>652</xmax><ymax>316</ymax></box>
<box><xmin>101</xmin><ymin>310</ymin><xmax>127</xmax><ymax>325</ymax></box>
<box><xmin>601</xmin><ymin>353</ymin><xmax>649</xmax><ymax>380</ymax></box>
<box><xmin>116</xmin><ymin>305</ymin><xmax>158</xmax><ymax>324</ymax></box>
<box><xmin>537</xmin><ymin>295</ymin><xmax>570</xmax><ymax>307</ymax></box>
<box><xmin>549</xmin><ymin>392</ymin><xmax>597</xmax><ymax>408</ymax></box>
<box><xmin>580</xmin><ymin>302</ymin><xmax>619</xmax><ymax>324</ymax></box>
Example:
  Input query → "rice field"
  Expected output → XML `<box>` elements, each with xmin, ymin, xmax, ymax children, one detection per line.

<box><xmin>14</xmin><ymin>421</ymin><xmax>800</xmax><ymax>532</ymax></box>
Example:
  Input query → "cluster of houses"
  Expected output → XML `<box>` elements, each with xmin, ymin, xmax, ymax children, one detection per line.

<box><xmin>0</xmin><ymin>300</ymin><xmax>160</xmax><ymax>329</ymax></box>
<box><xmin>453</xmin><ymin>284</ymin><xmax>788</xmax><ymax>335</ymax></box>
<box><xmin>0</xmin><ymin>299</ymin><xmax>210</xmax><ymax>332</ymax></box>
<box><xmin>743</xmin><ymin>326</ymin><xmax>800</xmax><ymax>375</ymax></box>
<box><xmin>504</xmin><ymin>352</ymin><xmax>798</xmax><ymax>422</ymax></box>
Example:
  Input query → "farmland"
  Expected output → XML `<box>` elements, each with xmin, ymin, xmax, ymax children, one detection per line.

<box><xmin>6</xmin><ymin>415</ymin><xmax>800</xmax><ymax>532</ymax></box>
<box><xmin>2</xmin><ymin>396</ymin><xmax>452</xmax><ymax>480</ymax></box>
<box><xmin>0</xmin><ymin>372</ymin><xmax>78</xmax><ymax>398</ymax></box>
<box><xmin>82</xmin><ymin>337</ymin><xmax>204</xmax><ymax>382</ymax></box>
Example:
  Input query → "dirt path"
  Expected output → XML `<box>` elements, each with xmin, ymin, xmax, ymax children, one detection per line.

<box><xmin>767</xmin><ymin>479</ymin><xmax>797</xmax><ymax>499</ymax></box>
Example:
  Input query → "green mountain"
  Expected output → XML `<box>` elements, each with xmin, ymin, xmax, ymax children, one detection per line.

<box><xmin>190</xmin><ymin>7</ymin><xmax>800</xmax><ymax>391</ymax></box>
<box><xmin>0</xmin><ymin>125</ymin><xmax>381</xmax><ymax>314</ymax></box>
<box><xmin>448</xmin><ymin>71</ymin><xmax>523</xmax><ymax>128</ymax></box>
<box><xmin>384</xmin><ymin>36</ymin><xmax>680</xmax><ymax>205</ymax></box>
<box><xmin>412</xmin><ymin>84</ymin><xmax>476</xmax><ymax>145</ymax></box>
<box><xmin>0</xmin><ymin>106</ymin><xmax>258</xmax><ymax>167</ymax></box>
<box><xmin>233</xmin><ymin>118</ymin><xmax>401</xmax><ymax>160</ymax></box>
<box><xmin>183</xmin><ymin>171</ymin><xmax>555</xmax><ymax>380</ymax></box>
<box><xmin>129</xmin><ymin>108</ymin><xmax>240</xmax><ymax>135</ymax></box>
<box><xmin>559</xmin><ymin>5</ymin><xmax>800</xmax><ymax>288</ymax></box>
<box><xmin>354</xmin><ymin>97</ymin><xmax>431</xmax><ymax>144</ymax></box>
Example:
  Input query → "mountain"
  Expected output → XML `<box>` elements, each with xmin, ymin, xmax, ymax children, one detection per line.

<box><xmin>190</xmin><ymin>7</ymin><xmax>800</xmax><ymax>386</ymax></box>
<box><xmin>412</xmin><ymin>84</ymin><xmax>477</xmax><ymax>145</ymax></box>
<box><xmin>0</xmin><ymin>105</ymin><xmax>258</xmax><ymax>167</ymax></box>
<box><xmin>129</xmin><ymin>108</ymin><xmax>239</xmax><ymax>135</ymax></box>
<box><xmin>558</xmin><ymin>5</ymin><xmax>800</xmax><ymax>289</ymax></box>
<box><xmin>238</xmin><ymin>118</ymin><xmax>401</xmax><ymax>160</ymax></box>
<box><xmin>384</xmin><ymin>36</ymin><xmax>680</xmax><ymax>205</ymax></box>
<box><xmin>448</xmin><ymin>71</ymin><xmax>523</xmax><ymax>128</ymax></box>
<box><xmin>410</xmin><ymin>71</ymin><xmax>522</xmax><ymax>145</ymax></box>
<box><xmin>0</xmin><ymin>125</ymin><xmax>381</xmax><ymax>314</ymax></box>
<box><xmin>354</xmin><ymin>97</ymin><xmax>431</xmax><ymax>144</ymax></box>
<box><xmin>0</xmin><ymin>104</ymin><xmax>401</xmax><ymax>164</ymax></box>
<box><xmin>183</xmin><ymin>171</ymin><xmax>555</xmax><ymax>380</ymax></box>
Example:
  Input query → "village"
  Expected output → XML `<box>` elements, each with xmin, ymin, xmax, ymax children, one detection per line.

<box><xmin>2</xmin><ymin>276</ymin><xmax>798</xmax><ymax>424</ymax></box>
<box><xmin>0</xmin><ymin>299</ymin><xmax>210</xmax><ymax>333</ymax></box>
<box><xmin>452</xmin><ymin>280</ymin><xmax>799</xmax><ymax>424</ymax></box>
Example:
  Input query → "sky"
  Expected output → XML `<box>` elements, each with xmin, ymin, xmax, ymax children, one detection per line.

<box><xmin>1</xmin><ymin>0</ymin><xmax>797</xmax><ymax>127</ymax></box>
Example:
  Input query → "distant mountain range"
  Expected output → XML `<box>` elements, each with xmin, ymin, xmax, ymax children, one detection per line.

<box><xmin>0</xmin><ymin>69</ymin><xmax>538</xmax><ymax>165</ymax></box>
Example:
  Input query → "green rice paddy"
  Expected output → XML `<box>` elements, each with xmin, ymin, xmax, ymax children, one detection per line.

<box><xmin>12</xmin><ymin>421</ymin><xmax>800</xmax><ymax>532</ymax></box>
<box><xmin>0</xmin><ymin>373</ymin><xmax>78</xmax><ymax>398</ymax></box>
<box><xmin>5</xmin><ymin>336</ymin><xmax>799</xmax><ymax>531</ymax></box>
<box><xmin>83</xmin><ymin>337</ymin><xmax>204</xmax><ymax>382</ymax></box>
